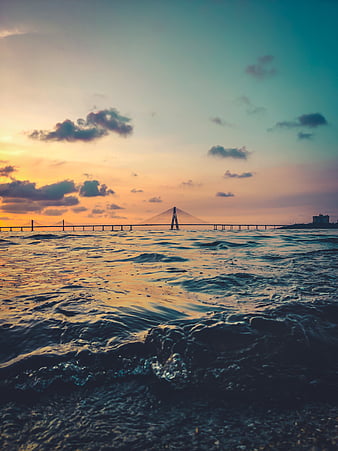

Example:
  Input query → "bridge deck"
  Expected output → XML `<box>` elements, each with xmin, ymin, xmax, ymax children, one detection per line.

<box><xmin>0</xmin><ymin>222</ymin><xmax>286</xmax><ymax>232</ymax></box>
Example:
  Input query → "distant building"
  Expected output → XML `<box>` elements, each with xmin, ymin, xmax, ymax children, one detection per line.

<box><xmin>313</xmin><ymin>214</ymin><xmax>330</xmax><ymax>224</ymax></box>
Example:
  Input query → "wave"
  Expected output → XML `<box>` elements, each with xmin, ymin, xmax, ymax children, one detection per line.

<box><xmin>124</xmin><ymin>253</ymin><xmax>188</xmax><ymax>263</ymax></box>
<box><xmin>23</xmin><ymin>233</ymin><xmax>95</xmax><ymax>240</ymax></box>
<box><xmin>0</xmin><ymin>238</ymin><xmax>17</xmax><ymax>246</ymax></box>
<box><xmin>176</xmin><ymin>273</ymin><xmax>269</xmax><ymax>294</ymax></box>
<box><xmin>196</xmin><ymin>240</ymin><xmax>257</xmax><ymax>249</ymax></box>
<box><xmin>1</xmin><ymin>300</ymin><xmax>338</xmax><ymax>403</ymax></box>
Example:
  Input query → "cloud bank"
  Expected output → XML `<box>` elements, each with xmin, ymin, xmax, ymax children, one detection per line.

<box><xmin>29</xmin><ymin>108</ymin><xmax>133</xmax><ymax>142</ymax></box>
<box><xmin>0</xmin><ymin>179</ymin><xmax>79</xmax><ymax>214</ymax></box>
<box><xmin>0</xmin><ymin>179</ymin><xmax>76</xmax><ymax>200</ymax></box>
<box><xmin>0</xmin><ymin>177</ymin><xmax>115</xmax><ymax>214</ymax></box>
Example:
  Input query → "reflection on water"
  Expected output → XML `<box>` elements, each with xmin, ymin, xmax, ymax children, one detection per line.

<box><xmin>0</xmin><ymin>229</ymin><xmax>338</xmax><ymax>449</ymax></box>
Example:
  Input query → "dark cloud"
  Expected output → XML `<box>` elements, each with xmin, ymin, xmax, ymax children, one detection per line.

<box><xmin>29</xmin><ymin>108</ymin><xmax>133</xmax><ymax>142</ymax></box>
<box><xmin>43</xmin><ymin>209</ymin><xmax>67</xmax><ymax>216</ymax></box>
<box><xmin>237</xmin><ymin>96</ymin><xmax>266</xmax><ymax>115</ymax></box>
<box><xmin>29</xmin><ymin>119</ymin><xmax>106</xmax><ymax>142</ymax></box>
<box><xmin>72</xmin><ymin>206</ymin><xmax>88</xmax><ymax>213</ymax></box>
<box><xmin>131</xmin><ymin>188</ymin><xmax>143</xmax><ymax>193</ymax></box>
<box><xmin>1</xmin><ymin>201</ymin><xmax>42</xmax><ymax>214</ymax></box>
<box><xmin>38</xmin><ymin>196</ymin><xmax>79</xmax><ymax>207</ymax></box>
<box><xmin>1</xmin><ymin>198</ymin><xmax>27</xmax><ymax>203</ymax></box>
<box><xmin>0</xmin><ymin>179</ymin><xmax>76</xmax><ymax>200</ymax></box>
<box><xmin>245</xmin><ymin>55</ymin><xmax>276</xmax><ymax>79</ymax></box>
<box><xmin>210</xmin><ymin>117</ymin><xmax>233</xmax><ymax>127</ymax></box>
<box><xmin>298</xmin><ymin>113</ymin><xmax>328</xmax><ymax>128</ymax></box>
<box><xmin>216</xmin><ymin>192</ymin><xmax>235</xmax><ymax>198</ymax></box>
<box><xmin>107</xmin><ymin>203</ymin><xmax>124</xmax><ymax>210</ymax></box>
<box><xmin>298</xmin><ymin>132</ymin><xmax>314</xmax><ymax>140</ymax></box>
<box><xmin>224</xmin><ymin>170</ymin><xmax>253</xmax><ymax>179</ymax></box>
<box><xmin>273</xmin><ymin>113</ymin><xmax>328</xmax><ymax>130</ymax></box>
<box><xmin>79</xmin><ymin>180</ymin><xmax>115</xmax><ymax>197</ymax></box>
<box><xmin>0</xmin><ymin>179</ymin><xmax>79</xmax><ymax>214</ymax></box>
<box><xmin>208</xmin><ymin>145</ymin><xmax>249</xmax><ymax>159</ymax></box>
<box><xmin>86</xmin><ymin>109</ymin><xmax>133</xmax><ymax>136</ymax></box>
<box><xmin>149</xmin><ymin>196</ymin><xmax>162</xmax><ymax>203</ymax></box>
<box><xmin>0</xmin><ymin>165</ymin><xmax>16</xmax><ymax>177</ymax></box>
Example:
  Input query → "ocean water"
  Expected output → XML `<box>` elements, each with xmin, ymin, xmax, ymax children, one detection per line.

<box><xmin>1</xmin><ymin>228</ymin><xmax>338</xmax><ymax>449</ymax></box>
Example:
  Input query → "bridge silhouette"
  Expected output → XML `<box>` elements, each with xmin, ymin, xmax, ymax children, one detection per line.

<box><xmin>0</xmin><ymin>206</ymin><xmax>285</xmax><ymax>232</ymax></box>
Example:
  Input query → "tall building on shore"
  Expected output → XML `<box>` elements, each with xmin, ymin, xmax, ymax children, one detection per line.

<box><xmin>313</xmin><ymin>214</ymin><xmax>330</xmax><ymax>225</ymax></box>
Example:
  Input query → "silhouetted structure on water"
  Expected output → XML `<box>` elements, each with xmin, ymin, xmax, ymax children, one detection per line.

<box><xmin>281</xmin><ymin>213</ymin><xmax>338</xmax><ymax>229</ymax></box>
<box><xmin>170</xmin><ymin>206</ymin><xmax>179</xmax><ymax>230</ymax></box>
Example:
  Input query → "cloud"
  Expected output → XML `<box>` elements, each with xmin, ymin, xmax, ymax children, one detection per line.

<box><xmin>180</xmin><ymin>179</ymin><xmax>202</xmax><ymax>188</ymax></box>
<box><xmin>79</xmin><ymin>180</ymin><xmax>115</xmax><ymax>197</ymax></box>
<box><xmin>43</xmin><ymin>209</ymin><xmax>67</xmax><ymax>216</ymax></box>
<box><xmin>210</xmin><ymin>117</ymin><xmax>233</xmax><ymax>127</ymax></box>
<box><xmin>148</xmin><ymin>196</ymin><xmax>162</xmax><ymax>203</ymax></box>
<box><xmin>298</xmin><ymin>132</ymin><xmax>314</xmax><ymax>140</ymax></box>
<box><xmin>86</xmin><ymin>109</ymin><xmax>133</xmax><ymax>136</ymax></box>
<box><xmin>223</xmin><ymin>170</ymin><xmax>253</xmax><ymax>179</ymax></box>
<box><xmin>0</xmin><ymin>28</ymin><xmax>28</xmax><ymax>39</ymax></box>
<box><xmin>107</xmin><ymin>203</ymin><xmax>124</xmax><ymax>210</ymax></box>
<box><xmin>208</xmin><ymin>145</ymin><xmax>249</xmax><ymax>159</ymax></box>
<box><xmin>72</xmin><ymin>206</ymin><xmax>88</xmax><ymax>213</ymax></box>
<box><xmin>92</xmin><ymin>208</ymin><xmax>105</xmax><ymax>215</ymax></box>
<box><xmin>37</xmin><ymin>196</ymin><xmax>79</xmax><ymax>207</ymax></box>
<box><xmin>0</xmin><ymin>179</ymin><xmax>79</xmax><ymax>214</ymax></box>
<box><xmin>29</xmin><ymin>108</ymin><xmax>133</xmax><ymax>142</ymax></box>
<box><xmin>273</xmin><ymin>113</ymin><xmax>328</xmax><ymax>130</ymax></box>
<box><xmin>245</xmin><ymin>55</ymin><xmax>277</xmax><ymax>79</ymax></box>
<box><xmin>131</xmin><ymin>188</ymin><xmax>143</xmax><ymax>193</ymax></box>
<box><xmin>237</xmin><ymin>96</ymin><xmax>266</xmax><ymax>115</ymax></box>
<box><xmin>0</xmin><ymin>179</ymin><xmax>76</xmax><ymax>200</ymax></box>
<box><xmin>0</xmin><ymin>201</ymin><xmax>42</xmax><ymax>214</ymax></box>
<box><xmin>216</xmin><ymin>192</ymin><xmax>235</xmax><ymax>198</ymax></box>
<box><xmin>0</xmin><ymin>165</ymin><xmax>16</xmax><ymax>177</ymax></box>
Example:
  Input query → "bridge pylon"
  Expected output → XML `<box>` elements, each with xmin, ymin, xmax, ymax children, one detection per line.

<box><xmin>170</xmin><ymin>206</ymin><xmax>179</xmax><ymax>230</ymax></box>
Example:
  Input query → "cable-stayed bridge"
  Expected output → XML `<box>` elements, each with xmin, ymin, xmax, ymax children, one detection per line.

<box><xmin>0</xmin><ymin>207</ymin><xmax>285</xmax><ymax>232</ymax></box>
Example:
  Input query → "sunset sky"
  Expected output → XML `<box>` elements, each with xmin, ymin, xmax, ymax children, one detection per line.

<box><xmin>1</xmin><ymin>0</ymin><xmax>337</xmax><ymax>225</ymax></box>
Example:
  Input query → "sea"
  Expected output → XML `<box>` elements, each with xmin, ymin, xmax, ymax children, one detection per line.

<box><xmin>1</xmin><ymin>228</ymin><xmax>338</xmax><ymax>450</ymax></box>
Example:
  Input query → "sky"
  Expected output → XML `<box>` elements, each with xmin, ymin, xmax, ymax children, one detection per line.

<box><xmin>0</xmin><ymin>0</ymin><xmax>337</xmax><ymax>225</ymax></box>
